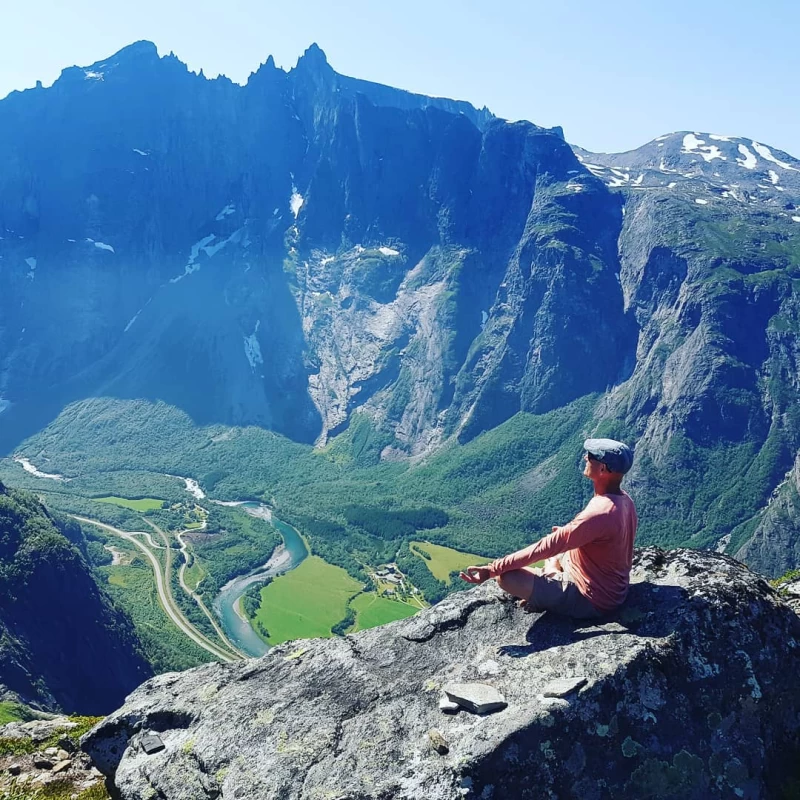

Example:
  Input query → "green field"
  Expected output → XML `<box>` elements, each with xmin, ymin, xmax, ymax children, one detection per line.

<box><xmin>350</xmin><ymin>592</ymin><xmax>417</xmax><ymax>631</ymax></box>
<box><xmin>183</xmin><ymin>558</ymin><xmax>207</xmax><ymax>591</ymax></box>
<box><xmin>251</xmin><ymin>556</ymin><xmax>363</xmax><ymax>644</ymax></box>
<box><xmin>410</xmin><ymin>541</ymin><xmax>491</xmax><ymax>584</ymax></box>
<box><xmin>94</xmin><ymin>495</ymin><xmax>164</xmax><ymax>512</ymax></box>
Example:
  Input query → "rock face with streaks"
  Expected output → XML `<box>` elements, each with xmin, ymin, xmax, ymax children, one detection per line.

<box><xmin>83</xmin><ymin>547</ymin><xmax>800</xmax><ymax>800</ymax></box>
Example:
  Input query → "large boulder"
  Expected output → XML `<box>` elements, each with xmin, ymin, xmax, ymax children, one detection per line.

<box><xmin>83</xmin><ymin>547</ymin><xmax>800</xmax><ymax>799</ymax></box>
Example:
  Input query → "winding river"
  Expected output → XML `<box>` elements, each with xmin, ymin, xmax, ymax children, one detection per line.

<box><xmin>211</xmin><ymin>502</ymin><xmax>308</xmax><ymax>657</ymax></box>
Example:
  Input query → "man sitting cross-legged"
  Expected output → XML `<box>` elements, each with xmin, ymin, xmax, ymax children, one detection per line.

<box><xmin>460</xmin><ymin>438</ymin><xmax>637</xmax><ymax>620</ymax></box>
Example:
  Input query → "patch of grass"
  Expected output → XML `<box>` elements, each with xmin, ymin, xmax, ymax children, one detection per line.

<box><xmin>251</xmin><ymin>556</ymin><xmax>363</xmax><ymax>644</ymax></box>
<box><xmin>0</xmin><ymin>779</ymin><xmax>111</xmax><ymax>799</ymax></box>
<box><xmin>410</xmin><ymin>541</ymin><xmax>490</xmax><ymax>585</ymax></box>
<box><xmin>349</xmin><ymin>592</ymin><xmax>417</xmax><ymax>631</ymax></box>
<box><xmin>183</xmin><ymin>558</ymin><xmax>207</xmax><ymax>591</ymax></box>
<box><xmin>0</xmin><ymin>716</ymin><xmax>101</xmax><ymax>758</ymax></box>
<box><xmin>0</xmin><ymin>701</ymin><xmax>35</xmax><ymax>726</ymax></box>
<box><xmin>94</xmin><ymin>496</ymin><xmax>164</xmax><ymax>512</ymax></box>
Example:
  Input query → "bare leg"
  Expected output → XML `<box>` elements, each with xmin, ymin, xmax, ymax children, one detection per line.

<box><xmin>496</xmin><ymin>567</ymin><xmax>539</xmax><ymax>602</ymax></box>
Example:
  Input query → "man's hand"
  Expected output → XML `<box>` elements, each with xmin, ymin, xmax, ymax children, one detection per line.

<box><xmin>459</xmin><ymin>566</ymin><xmax>491</xmax><ymax>584</ymax></box>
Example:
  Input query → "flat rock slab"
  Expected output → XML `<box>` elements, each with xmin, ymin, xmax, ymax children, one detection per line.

<box><xmin>442</xmin><ymin>682</ymin><xmax>507</xmax><ymax>714</ymax></box>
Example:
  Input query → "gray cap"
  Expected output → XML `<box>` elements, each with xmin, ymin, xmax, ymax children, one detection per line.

<box><xmin>583</xmin><ymin>438</ymin><xmax>633</xmax><ymax>475</ymax></box>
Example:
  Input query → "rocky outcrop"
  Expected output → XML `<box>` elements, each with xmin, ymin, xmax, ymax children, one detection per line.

<box><xmin>83</xmin><ymin>548</ymin><xmax>800</xmax><ymax>799</ymax></box>
<box><xmin>0</xmin><ymin>716</ymin><xmax>107</xmax><ymax>798</ymax></box>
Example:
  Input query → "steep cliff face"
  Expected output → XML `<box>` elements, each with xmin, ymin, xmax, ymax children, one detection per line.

<box><xmin>0</xmin><ymin>481</ymin><xmax>152</xmax><ymax>713</ymax></box>
<box><xmin>583</xmin><ymin>133</ymin><xmax>800</xmax><ymax>556</ymax></box>
<box><xmin>83</xmin><ymin>548</ymin><xmax>800</xmax><ymax>800</ymax></box>
<box><xmin>0</xmin><ymin>42</ymin><xmax>633</xmax><ymax>455</ymax></box>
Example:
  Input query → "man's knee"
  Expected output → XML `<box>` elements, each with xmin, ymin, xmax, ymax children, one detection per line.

<box><xmin>496</xmin><ymin>571</ymin><xmax>513</xmax><ymax>592</ymax></box>
<box><xmin>496</xmin><ymin>569</ymin><xmax>533</xmax><ymax>601</ymax></box>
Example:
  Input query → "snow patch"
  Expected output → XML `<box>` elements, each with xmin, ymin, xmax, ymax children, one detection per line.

<box><xmin>752</xmin><ymin>142</ymin><xmax>799</xmax><ymax>171</ymax></box>
<box><xmin>170</xmin><ymin>230</ymin><xmax>241</xmax><ymax>283</ymax></box>
<box><xmin>792</xmin><ymin>216</ymin><xmax>800</xmax><ymax>223</ymax></box>
<box><xmin>244</xmin><ymin>320</ymin><xmax>263</xmax><ymax>369</ymax></box>
<box><xmin>768</xmin><ymin>170</ymin><xmax>780</xmax><ymax>185</ymax></box>
<box><xmin>379</xmin><ymin>246</ymin><xmax>400</xmax><ymax>256</ymax></box>
<box><xmin>695</xmin><ymin>198</ymin><xmax>709</xmax><ymax>205</ymax></box>
<box><xmin>659</xmin><ymin>158</ymin><xmax>677</xmax><ymax>173</ymax></box>
<box><xmin>14</xmin><ymin>456</ymin><xmax>65</xmax><ymax>481</ymax></box>
<box><xmin>132</xmin><ymin>148</ymin><xmax>149</xmax><ymax>156</ymax></box>
<box><xmin>481</xmin><ymin>310</ymin><xmax>488</xmax><ymax>330</ymax></box>
<box><xmin>668</xmin><ymin>182</ymin><xmax>677</xmax><ymax>188</ymax></box>
<box><xmin>699</xmin><ymin>145</ymin><xmax>725</xmax><ymax>162</ymax></box>
<box><xmin>94</xmin><ymin>241</ymin><xmax>115</xmax><ymax>253</ymax></box>
<box><xmin>583</xmin><ymin>163</ymin><xmax>606</xmax><ymax>177</ymax></box>
<box><xmin>633</xmin><ymin>174</ymin><xmax>644</xmax><ymax>186</ymax></box>
<box><xmin>25</xmin><ymin>257</ymin><xmax>37</xmax><ymax>269</ymax></box>
<box><xmin>655</xmin><ymin>134</ymin><xmax>671</xmax><ymax>141</ymax></box>
<box><xmin>682</xmin><ymin>133</ymin><xmax>704</xmax><ymax>151</ymax></box>
<box><xmin>216</xmin><ymin>204</ymin><xmax>235</xmax><ymax>221</ymax></box>
<box><xmin>84</xmin><ymin>70</ymin><xmax>104</xmax><ymax>80</ymax></box>
<box><xmin>709</xmin><ymin>134</ymin><xmax>735</xmax><ymax>142</ymax></box>
<box><xmin>124</xmin><ymin>311</ymin><xmax>141</xmax><ymax>332</ymax></box>
<box><xmin>736</xmin><ymin>144</ymin><xmax>757</xmax><ymax>170</ymax></box>
<box><xmin>320</xmin><ymin>256</ymin><xmax>335</xmax><ymax>267</ymax></box>
<box><xmin>290</xmin><ymin>191</ymin><xmax>304</xmax><ymax>218</ymax></box>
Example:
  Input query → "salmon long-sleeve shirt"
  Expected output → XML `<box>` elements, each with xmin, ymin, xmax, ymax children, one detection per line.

<box><xmin>487</xmin><ymin>491</ymin><xmax>638</xmax><ymax>611</ymax></box>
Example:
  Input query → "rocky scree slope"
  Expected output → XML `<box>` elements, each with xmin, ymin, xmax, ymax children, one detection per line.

<box><xmin>84</xmin><ymin>548</ymin><xmax>800</xmax><ymax>800</ymax></box>
<box><xmin>0</xmin><ymin>480</ymin><xmax>152</xmax><ymax>714</ymax></box>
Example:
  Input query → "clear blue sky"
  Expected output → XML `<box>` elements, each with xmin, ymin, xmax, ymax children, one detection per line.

<box><xmin>3</xmin><ymin>0</ymin><xmax>799</xmax><ymax>156</ymax></box>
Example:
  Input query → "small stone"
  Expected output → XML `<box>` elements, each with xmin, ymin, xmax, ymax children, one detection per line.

<box><xmin>16</xmin><ymin>773</ymin><xmax>30</xmax><ymax>785</ymax></box>
<box><xmin>428</xmin><ymin>729</ymin><xmax>449</xmax><ymax>755</ymax></box>
<box><xmin>44</xmin><ymin>746</ymin><xmax>59</xmax><ymax>756</ymax></box>
<box><xmin>33</xmin><ymin>758</ymin><xmax>54</xmax><ymax>770</ymax></box>
<box><xmin>140</xmin><ymin>733</ymin><xmax>165</xmax><ymax>755</ymax></box>
<box><xmin>90</xmin><ymin>767</ymin><xmax>103</xmax><ymax>778</ymax></box>
<box><xmin>439</xmin><ymin>694</ymin><xmax>461</xmax><ymax>714</ymax></box>
<box><xmin>57</xmin><ymin>748</ymin><xmax>70</xmax><ymax>761</ymax></box>
<box><xmin>52</xmin><ymin>760</ymin><xmax>72</xmax><ymax>774</ymax></box>
<box><xmin>541</xmin><ymin>677</ymin><xmax>588</xmax><ymax>698</ymax></box>
<box><xmin>443</xmin><ymin>682</ymin><xmax>507</xmax><ymax>714</ymax></box>
<box><xmin>57</xmin><ymin>736</ymin><xmax>77</xmax><ymax>753</ymax></box>
<box><xmin>477</xmin><ymin>659</ymin><xmax>500</xmax><ymax>676</ymax></box>
<box><xmin>8</xmin><ymin>764</ymin><xmax>21</xmax><ymax>776</ymax></box>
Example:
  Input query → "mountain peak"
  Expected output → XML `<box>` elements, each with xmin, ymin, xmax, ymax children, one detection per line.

<box><xmin>295</xmin><ymin>42</ymin><xmax>330</xmax><ymax>72</ymax></box>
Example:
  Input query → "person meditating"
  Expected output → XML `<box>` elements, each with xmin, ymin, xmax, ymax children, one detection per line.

<box><xmin>460</xmin><ymin>438</ymin><xmax>637</xmax><ymax>620</ymax></box>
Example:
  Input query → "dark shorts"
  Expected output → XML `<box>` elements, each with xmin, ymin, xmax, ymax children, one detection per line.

<box><xmin>526</xmin><ymin>569</ymin><xmax>604</xmax><ymax>620</ymax></box>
